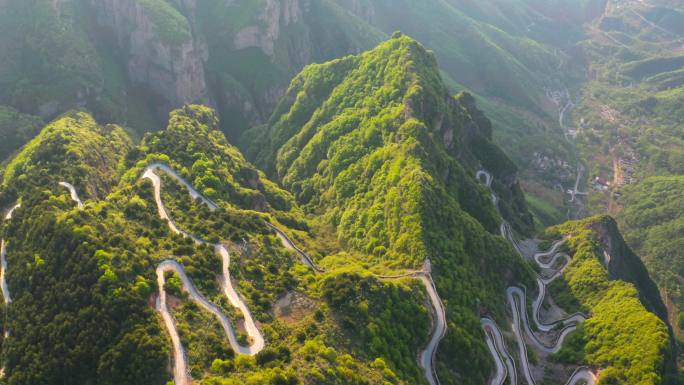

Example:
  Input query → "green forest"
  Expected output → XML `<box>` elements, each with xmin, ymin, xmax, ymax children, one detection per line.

<box><xmin>619</xmin><ymin>176</ymin><xmax>684</xmax><ymax>351</ymax></box>
<box><xmin>547</xmin><ymin>216</ymin><xmax>671</xmax><ymax>385</ymax></box>
<box><xmin>0</xmin><ymin>1</ymin><xmax>680</xmax><ymax>383</ymax></box>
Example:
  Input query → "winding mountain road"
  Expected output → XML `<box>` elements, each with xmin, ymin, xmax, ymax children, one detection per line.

<box><xmin>532</xmin><ymin>242</ymin><xmax>586</xmax><ymax>332</ymax></box>
<box><xmin>418</xmin><ymin>272</ymin><xmax>446</xmax><ymax>385</ymax></box>
<box><xmin>144</xmin><ymin>162</ymin><xmax>450</xmax><ymax>385</ymax></box>
<box><xmin>481</xmin><ymin>317</ymin><xmax>517</xmax><ymax>385</ymax></box>
<box><xmin>264</xmin><ymin>222</ymin><xmax>322</xmax><ymax>272</ymax></box>
<box><xmin>59</xmin><ymin>182</ymin><xmax>84</xmax><ymax>208</ymax></box>
<box><xmin>476</xmin><ymin>170</ymin><xmax>596</xmax><ymax>385</ymax></box>
<box><xmin>142</xmin><ymin>163</ymin><xmax>265</xmax><ymax>385</ymax></box>
<box><xmin>379</xmin><ymin>262</ymin><xmax>446</xmax><ymax>385</ymax></box>
<box><xmin>1</xmin><ymin>204</ymin><xmax>20</xmax><ymax>306</ymax></box>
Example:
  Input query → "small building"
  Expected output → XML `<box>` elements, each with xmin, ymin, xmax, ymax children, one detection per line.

<box><xmin>592</xmin><ymin>176</ymin><xmax>610</xmax><ymax>191</ymax></box>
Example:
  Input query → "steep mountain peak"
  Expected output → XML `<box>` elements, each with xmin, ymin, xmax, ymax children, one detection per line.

<box><xmin>247</xmin><ymin>33</ymin><xmax>473</xmax><ymax>172</ymax></box>
<box><xmin>245</xmin><ymin>34</ymin><xmax>532</xmax><ymax>234</ymax></box>
<box><xmin>241</xmin><ymin>38</ymin><xmax>537</xmax><ymax>383</ymax></box>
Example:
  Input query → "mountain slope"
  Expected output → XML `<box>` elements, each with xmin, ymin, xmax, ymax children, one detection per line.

<box><xmin>565</xmin><ymin>1</ymin><xmax>684</xmax><ymax>373</ymax></box>
<box><xmin>0</xmin><ymin>106</ymin><xmax>440</xmax><ymax>385</ymax></box>
<box><xmin>1</xmin><ymin>110</ymin><xmax>132</xmax><ymax>200</ymax></box>
<box><xmin>0</xmin><ymin>107</ymin><xmax>44</xmax><ymax>162</ymax></box>
<box><xmin>619</xmin><ymin>176</ymin><xmax>684</xmax><ymax>358</ymax></box>
<box><xmin>547</xmin><ymin>215</ymin><xmax>672</xmax><ymax>385</ymax></box>
<box><xmin>195</xmin><ymin>0</ymin><xmax>386</xmax><ymax>136</ymax></box>
<box><xmin>244</xmin><ymin>34</ymin><xmax>536</xmax><ymax>384</ymax></box>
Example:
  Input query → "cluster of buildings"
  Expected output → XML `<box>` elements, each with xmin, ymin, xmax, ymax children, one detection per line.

<box><xmin>531</xmin><ymin>152</ymin><xmax>574</xmax><ymax>182</ymax></box>
<box><xmin>617</xmin><ymin>157</ymin><xmax>638</xmax><ymax>185</ymax></box>
<box><xmin>615</xmin><ymin>135</ymin><xmax>640</xmax><ymax>186</ymax></box>
<box><xmin>592</xmin><ymin>176</ymin><xmax>611</xmax><ymax>191</ymax></box>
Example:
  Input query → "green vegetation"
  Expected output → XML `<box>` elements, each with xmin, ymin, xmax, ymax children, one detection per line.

<box><xmin>547</xmin><ymin>216</ymin><xmax>671</xmax><ymax>385</ymax></box>
<box><xmin>332</xmin><ymin>0</ymin><xmax>578</xmax><ymax>112</ymax></box>
<box><xmin>244</xmin><ymin>35</ymin><xmax>535</xmax><ymax>384</ymax></box>
<box><xmin>569</xmin><ymin>7</ymin><xmax>684</xmax><ymax>375</ymax></box>
<box><xmin>0</xmin><ymin>107</ymin><xmax>43</xmax><ymax>161</ymax></box>
<box><xmin>0</xmin><ymin>0</ymin><xmax>164</xmax><ymax>135</ymax></box>
<box><xmin>2</xmin><ymin>110</ymin><xmax>132</xmax><ymax>200</ymax></box>
<box><xmin>0</xmin><ymin>0</ymin><xmax>102</xmax><ymax>110</ymax></box>
<box><xmin>0</xmin><ymin>2</ymin><xmax>677</xmax><ymax>382</ymax></box>
<box><xmin>195</xmin><ymin>0</ymin><xmax>385</xmax><ymax>136</ymax></box>
<box><xmin>321</xmin><ymin>271</ymin><xmax>429</xmax><ymax>382</ymax></box>
<box><xmin>622</xmin><ymin>55</ymin><xmax>684</xmax><ymax>81</ymax></box>
<box><xmin>0</xmin><ymin>105</ymin><xmax>450</xmax><ymax>384</ymax></box>
<box><xmin>619</xmin><ymin>176</ymin><xmax>684</xmax><ymax>350</ymax></box>
<box><xmin>0</xmin><ymin>112</ymin><xmax>167</xmax><ymax>385</ymax></box>
<box><xmin>137</xmin><ymin>0</ymin><xmax>192</xmax><ymax>46</ymax></box>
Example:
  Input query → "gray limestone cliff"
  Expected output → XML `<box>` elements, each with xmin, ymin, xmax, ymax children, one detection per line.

<box><xmin>89</xmin><ymin>0</ymin><xmax>210</xmax><ymax>112</ymax></box>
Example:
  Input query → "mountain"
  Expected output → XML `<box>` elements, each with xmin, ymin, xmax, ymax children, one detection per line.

<box><xmin>0</xmin><ymin>0</ymin><xmax>596</xmax><ymax>232</ymax></box>
<box><xmin>0</xmin><ymin>36</ymin><xmax>533</xmax><ymax>385</ymax></box>
<box><xmin>618</xmin><ymin>176</ymin><xmax>684</xmax><ymax>360</ymax></box>
<box><xmin>562</xmin><ymin>1</ymin><xmax>684</xmax><ymax>372</ymax></box>
<box><xmin>245</xmin><ymin>34</ymin><xmax>537</xmax><ymax>383</ymax></box>
<box><xmin>0</xmin><ymin>0</ymin><xmax>584</xmax><ymax>201</ymax></box>
<box><xmin>0</xmin><ymin>100</ymin><xmax>520</xmax><ymax>385</ymax></box>
<box><xmin>0</xmin><ymin>0</ymin><xmax>385</xmax><ymax>138</ymax></box>
<box><xmin>0</xmin><ymin>3</ymin><xmax>679</xmax><ymax>385</ymax></box>
<box><xmin>546</xmin><ymin>215</ymin><xmax>673</xmax><ymax>384</ymax></box>
<box><xmin>242</xmin><ymin>34</ymin><xmax>674</xmax><ymax>384</ymax></box>
<box><xmin>193</xmin><ymin>0</ymin><xmax>386</xmax><ymax>136</ymax></box>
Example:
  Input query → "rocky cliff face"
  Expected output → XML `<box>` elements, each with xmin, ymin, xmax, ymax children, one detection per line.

<box><xmin>591</xmin><ymin>217</ymin><xmax>669</xmax><ymax>321</ymax></box>
<box><xmin>89</xmin><ymin>0</ymin><xmax>210</xmax><ymax>113</ymax></box>
<box><xmin>234</xmin><ymin>0</ymin><xmax>303</xmax><ymax>58</ymax></box>
<box><xmin>194</xmin><ymin>0</ymin><xmax>383</xmax><ymax>136</ymax></box>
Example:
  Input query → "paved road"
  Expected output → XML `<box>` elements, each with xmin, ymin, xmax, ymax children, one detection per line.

<box><xmin>532</xmin><ymin>241</ymin><xmax>587</xmax><ymax>332</ymax></box>
<box><xmin>569</xmin><ymin>164</ymin><xmax>587</xmax><ymax>203</ymax></box>
<box><xmin>142</xmin><ymin>164</ymin><xmax>265</xmax><ymax>385</ymax></box>
<box><xmin>417</xmin><ymin>273</ymin><xmax>446</xmax><ymax>385</ymax></box>
<box><xmin>59</xmin><ymin>182</ymin><xmax>84</xmax><ymax>208</ymax></box>
<box><xmin>481</xmin><ymin>317</ymin><xmax>517</xmax><ymax>385</ymax></box>
<box><xmin>145</xmin><ymin>163</ymin><xmax>218</xmax><ymax>209</ymax></box>
<box><xmin>476</xmin><ymin>170</ymin><xmax>493</xmax><ymax>188</ymax></box>
<box><xmin>155</xmin><ymin>262</ymin><xmax>189</xmax><ymax>385</ymax></box>
<box><xmin>264</xmin><ymin>222</ymin><xmax>323</xmax><ymax>272</ymax></box>
<box><xmin>476</xmin><ymin>170</ymin><xmax>596</xmax><ymax>385</ymax></box>
<box><xmin>378</xmin><ymin>262</ymin><xmax>446</xmax><ymax>385</ymax></box>
<box><xmin>0</xmin><ymin>204</ymin><xmax>20</xmax><ymax>306</ymax></box>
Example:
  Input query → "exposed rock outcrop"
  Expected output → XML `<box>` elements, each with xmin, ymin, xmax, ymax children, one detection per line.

<box><xmin>89</xmin><ymin>0</ymin><xmax>210</xmax><ymax>112</ymax></box>
<box><xmin>590</xmin><ymin>217</ymin><xmax>669</xmax><ymax>321</ymax></box>
<box><xmin>234</xmin><ymin>0</ymin><xmax>303</xmax><ymax>57</ymax></box>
